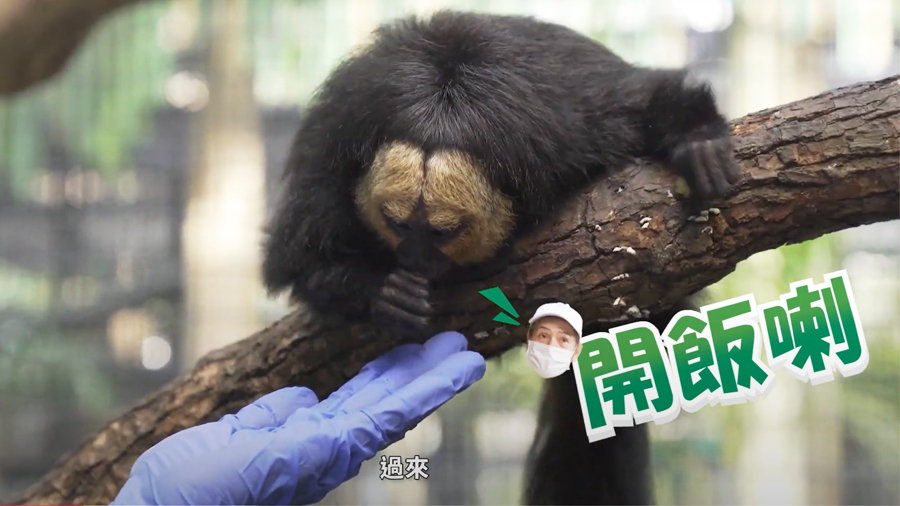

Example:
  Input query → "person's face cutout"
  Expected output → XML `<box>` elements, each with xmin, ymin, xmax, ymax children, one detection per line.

<box><xmin>528</xmin><ymin>316</ymin><xmax>582</xmax><ymax>363</ymax></box>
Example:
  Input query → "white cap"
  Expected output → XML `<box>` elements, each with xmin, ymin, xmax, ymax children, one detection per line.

<box><xmin>528</xmin><ymin>302</ymin><xmax>583</xmax><ymax>339</ymax></box>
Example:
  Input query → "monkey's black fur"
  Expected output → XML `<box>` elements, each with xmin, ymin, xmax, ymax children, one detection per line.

<box><xmin>263</xmin><ymin>11</ymin><xmax>737</xmax><ymax>321</ymax></box>
<box><xmin>527</xmin><ymin>373</ymin><xmax>654</xmax><ymax>505</ymax></box>
<box><xmin>523</xmin><ymin>305</ymin><xmax>691</xmax><ymax>505</ymax></box>
<box><xmin>263</xmin><ymin>11</ymin><xmax>738</xmax><ymax>506</ymax></box>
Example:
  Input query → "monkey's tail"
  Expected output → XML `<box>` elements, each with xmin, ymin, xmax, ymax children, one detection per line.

<box><xmin>522</xmin><ymin>301</ymin><xmax>695</xmax><ymax>505</ymax></box>
<box><xmin>522</xmin><ymin>370</ymin><xmax>654</xmax><ymax>505</ymax></box>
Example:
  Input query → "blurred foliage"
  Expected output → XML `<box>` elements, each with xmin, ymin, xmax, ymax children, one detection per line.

<box><xmin>0</xmin><ymin>319</ymin><xmax>114</xmax><ymax>414</ymax></box>
<box><xmin>0</xmin><ymin>3</ymin><xmax>173</xmax><ymax>199</ymax></box>
<box><xmin>841</xmin><ymin>340</ymin><xmax>900</xmax><ymax>495</ymax></box>
<box><xmin>0</xmin><ymin>0</ymin><xmax>321</xmax><ymax>201</ymax></box>
<box><xmin>479</xmin><ymin>346</ymin><xmax>544</xmax><ymax>411</ymax></box>
<box><xmin>0</xmin><ymin>262</ymin><xmax>52</xmax><ymax>314</ymax></box>
<box><xmin>655</xmin><ymin>229</ymin><xmax>900</xmax><ymax>504</ymax></box>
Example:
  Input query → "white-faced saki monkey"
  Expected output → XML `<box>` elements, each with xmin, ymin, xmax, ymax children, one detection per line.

<box><xmin>263</xmin><ymin>10</ymin><xmax>739</xmax><ymax>505</ymax></box>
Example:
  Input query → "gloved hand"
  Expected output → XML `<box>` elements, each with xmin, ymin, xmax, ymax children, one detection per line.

<box><xmin>111</xmin><ymin>331</ymin><xmax>486</xmax><ymax>506</ymax></box>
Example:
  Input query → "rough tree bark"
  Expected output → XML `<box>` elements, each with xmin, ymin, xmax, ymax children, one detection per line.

<box><xmin>9</xmin><ymin>76</ymin><xmax>899</xmax><ymax>505</ymax></box>
<box><xmin>0</xmin><ymin>0</ymin><xmax>158</xmax><ymax>95</ymax></box>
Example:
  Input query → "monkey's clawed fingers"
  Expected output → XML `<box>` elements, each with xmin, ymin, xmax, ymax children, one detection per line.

<box><xmin>670</xmin><ymin>135</ymin><xmax>742</xmax><ymax>199</ymax></box>
<box><xmin>371</xmin><ymin>269</ymin><xmax>434</xmax><ymax>339</ymax></box>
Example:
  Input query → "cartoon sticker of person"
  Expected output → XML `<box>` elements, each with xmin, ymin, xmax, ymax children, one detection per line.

<box><xmin>525</xmin><ymin>302</ymin><xmax>584</xmax><ymax>378</ymax></box>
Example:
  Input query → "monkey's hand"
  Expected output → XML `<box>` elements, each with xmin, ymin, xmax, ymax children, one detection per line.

<box><xmin>370</xmin><ymin>269</ymin><xmax>434</xmax><ymax>339</ymax></box>
<box><xmin>668</xmin><ymin>125</ymin><xmax>742</xmax><ymax>199</ymax></box>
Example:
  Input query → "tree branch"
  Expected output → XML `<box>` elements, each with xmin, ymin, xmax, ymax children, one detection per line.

<box><xmin>0</xmin><ymin>0</ymin><xmax>156</xmax><ymax>95</ymax></box>
<box><xmin>10</xmin><ymin>76</ymin><xmax>899</xmax><ymax>505</ymax></box>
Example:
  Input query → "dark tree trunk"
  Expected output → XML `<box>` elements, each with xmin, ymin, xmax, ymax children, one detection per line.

<box><xmin>8</xmin><ymin>76</ymin><xmax>899</xmax><ymax>506</ymax></box>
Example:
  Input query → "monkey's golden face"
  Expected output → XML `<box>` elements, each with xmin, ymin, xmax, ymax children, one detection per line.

<box><xmin>354</xmin><ymin>141</ymin><xmax>515</xmax><ymax>269</ymax></box>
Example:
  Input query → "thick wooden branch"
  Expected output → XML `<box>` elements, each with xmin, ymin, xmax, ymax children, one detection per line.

<box><xmin>11</xmin><ymin>77</ymin><xmax>899</xmax><ymax>505</ymax></box>
<box><xmin>0</xmin><ymin>0</ymin><xmax>155</xmax><ymax>95</ymax></box>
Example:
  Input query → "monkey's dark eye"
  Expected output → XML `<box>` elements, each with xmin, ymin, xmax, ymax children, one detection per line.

<box><xmin>431</xmin><ymin>223</ymin><xmax>468</xmax><ymax>242</ymax></box>
<box><xmin>382</xmin><ymin>209</ymin><xmax>410</xmax><ymax>233</ymax></box>
<box><xmin>387</xmin><ymin>218</ymin><xmax>410</xmax><ymax>233</ymax></box>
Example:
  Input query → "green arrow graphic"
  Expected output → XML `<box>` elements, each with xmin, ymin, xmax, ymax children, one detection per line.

<box><xmin>479</xmin><ymin>287</ymin><xmax>520</xmax><ymax>326</ymax></box>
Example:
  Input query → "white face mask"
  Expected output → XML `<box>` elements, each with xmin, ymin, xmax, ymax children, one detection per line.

<box><xmin>526</xmin><ymin>340</ymin><xmax>576</xmax><ymax>379</ymax></box>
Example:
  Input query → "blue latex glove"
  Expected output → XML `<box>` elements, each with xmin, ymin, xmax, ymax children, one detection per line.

<box><xmin>111</xmin><ymin>331</ymin><xmax>485</xmax><ymax>505</ymax></box>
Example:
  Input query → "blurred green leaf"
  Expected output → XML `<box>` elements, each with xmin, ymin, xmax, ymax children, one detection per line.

<box><xmin>0</xmin><ymin>1</ymin><xmax>174</xmax><ymax>196</ymax></box>
<box><xmin>0</xmin><ymin>323</ymin><xmax>114</xmax><ymax>413</ymax></box>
